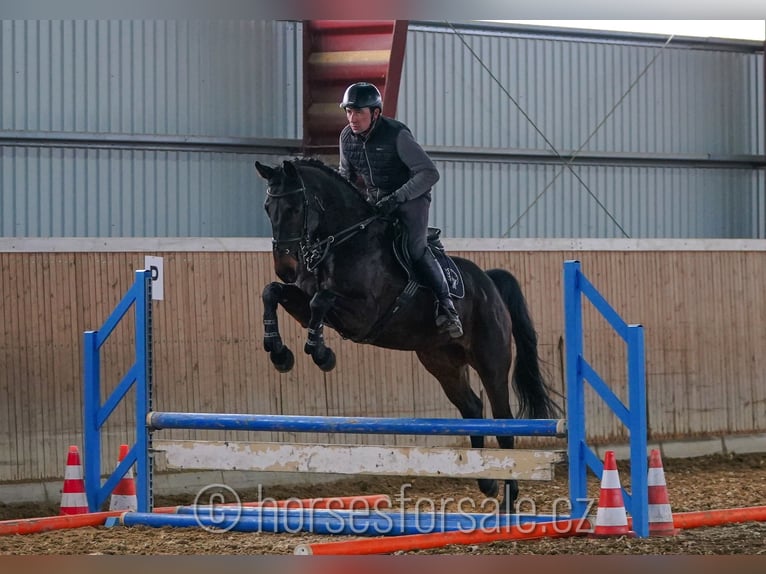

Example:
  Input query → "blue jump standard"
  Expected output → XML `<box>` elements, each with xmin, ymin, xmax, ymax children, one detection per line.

<box><xmin>147</xmin><ymin>412</ymin><xmax>567</xmax><ymax>437</ymax></box>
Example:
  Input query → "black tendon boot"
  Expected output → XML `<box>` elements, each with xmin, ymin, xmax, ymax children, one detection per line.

<box><xmin>414</xmin><ymin>251</ymin><xmax>464</xmax><ymax>338</ymax></box>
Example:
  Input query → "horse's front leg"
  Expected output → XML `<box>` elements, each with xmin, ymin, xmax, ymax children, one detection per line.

<box><xmin>304</xmin><ymin>289</ymin><xmax>337</xmax><ymax>371</ymax></box>
<box><xmin>262</xmin><ymin>282</ymin><xmax>310</xmax><ymax>373</ymax></box>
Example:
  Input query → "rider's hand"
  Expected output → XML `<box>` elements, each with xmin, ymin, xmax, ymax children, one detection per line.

<box><xmin>375</xmin><ymin>192</ymin><xmax>402</xmax><ymax>215</ymax></box>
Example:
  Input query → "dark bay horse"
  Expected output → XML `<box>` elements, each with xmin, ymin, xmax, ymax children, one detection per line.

<box><xmin>255</xmin><ymin>157</ymin><xmax>559</xmax><ymax>508</ymax></box>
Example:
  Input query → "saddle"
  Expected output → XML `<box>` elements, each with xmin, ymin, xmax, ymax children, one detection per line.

<box><xmin>393</xmin><ymin>225</ymin><xmax>465</xmax><ymax>299</ymax></box>
<box><xmin>356</xmin><ymin>225</ymin><xmax>464</xmax><ymax>344</ymax></box>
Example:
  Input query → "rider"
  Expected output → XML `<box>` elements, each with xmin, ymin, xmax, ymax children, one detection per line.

<box><xmin>338</xmin><ymin>82</ymin><xmax>463</xmax><ymax>338</ymax></box>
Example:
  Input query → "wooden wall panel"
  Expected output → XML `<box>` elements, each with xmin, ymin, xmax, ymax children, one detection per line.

<box><xmin>1</xmin><ymin>248</ymin><xmax>765</xmax><ymax>482</ymax></box>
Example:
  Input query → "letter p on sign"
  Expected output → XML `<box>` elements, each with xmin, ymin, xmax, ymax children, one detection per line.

<box><xmin>144</xmin><ymin>256</ymin><xmax>164</xmax><ymax>301</ymax></box>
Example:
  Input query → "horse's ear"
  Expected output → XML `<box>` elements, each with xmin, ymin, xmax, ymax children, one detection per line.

<box><xmin>254</xmin><ymin>161</ymin><xmax>274</xmax><ymax>181</ymax></box>
<box><xmin>282</xmin><ymin>160</ymin><xmax>299</xmax><ymax>180</ymax></box>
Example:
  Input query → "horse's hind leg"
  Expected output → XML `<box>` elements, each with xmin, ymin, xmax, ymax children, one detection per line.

<box><xmin>262</xmin><ymin>282</ymin><xmax>310</xmax><ymax>372</ymax></box>
<box><xmin>415</xmin><ymin>348</ymin><xmax>499</xmax><ymax>498</ymax></box>
<box><xmin>471</xmin><ymin>339</ymin><xmax>518</xmax><ymax>513</ymax></box>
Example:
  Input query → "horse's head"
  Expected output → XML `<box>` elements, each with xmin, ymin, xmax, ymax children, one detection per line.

<box><xmin>256</xmin><ymin>157</ymin><xmax>378</xmax><ymax>282</ymax></box>
<box><xmin>255</xmin><ymin>159</ymin><xmax>305</xmax><ymax>283</ymax></box>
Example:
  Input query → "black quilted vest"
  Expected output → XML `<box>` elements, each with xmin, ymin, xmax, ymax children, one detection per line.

<box><xmin>340</xmin><ymin>116</ymin><xmax>411</xmax><ymax>197</ymax></box>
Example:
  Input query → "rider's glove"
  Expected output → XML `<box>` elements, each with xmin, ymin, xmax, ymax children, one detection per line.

<box><xmin>375</xmin><ymin>191</ymin><xmax>403</xmax><ymax>215</ymax></box>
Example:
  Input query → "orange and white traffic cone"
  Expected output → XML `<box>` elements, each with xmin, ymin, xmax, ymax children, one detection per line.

<box><xmin>109</xmin><ymin>444</ymin><xmax>137</xmax><ymax>511</ymax></box>
<box><xmin>590</xmin><ymin>450</ymin><xmax>634</xmax><ymax>537</ymax></box>
<box><xmin>60</xmin><ymin>445</ymin><xmax>89</xmax><ymax>515</ymax></box>
<box><xmin>647</xmin><ymin>449</ymin><xmax>679</xmax><ymax>536</ymax></box>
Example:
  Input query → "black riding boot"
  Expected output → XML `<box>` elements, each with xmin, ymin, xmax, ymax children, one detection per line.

<box><xmin>414</xmin><ymin>251</ymin><xmax>464</xmax><ymax>338</ymax></box>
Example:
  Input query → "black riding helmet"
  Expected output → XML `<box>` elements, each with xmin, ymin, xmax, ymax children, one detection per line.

<box><xmin>340</xmin><ymin>82</ymin><xmax>382</xmax><ymax>110</ymax></box>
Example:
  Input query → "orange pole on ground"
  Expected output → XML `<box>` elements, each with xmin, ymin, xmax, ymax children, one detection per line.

<box><xmin>293</xmin><ymin>519</ymin><xmax>592</xmax><ymax>555</ymax></box>
<box><xmin>0</xmin><ymin>511</ymin><xmax>124</xmax><ymax>536</ymax></box>
<box><xmin>671</xmin><ymin>505</ymin><xmax>766</xmax><ymax>529</ymax></box>
<box><xmin>0</xmin><ymin>494</ymin><xmax>390</xmax><ymax>536</ymax></box>
<box><xmin>623</xmin><ymin>505</ymin><xmax>766</xmax><ymax>532</ymax></box>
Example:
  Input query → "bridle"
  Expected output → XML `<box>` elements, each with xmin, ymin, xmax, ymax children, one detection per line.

<box><xmin>266</xmin><ymin>172</ymin><xmax>307</xmax><ymax>259</ymax></box>
<box><xmin>266</xmin><ymin>163</ymin><xmax>382</xmax><ymax>273</ymax></box>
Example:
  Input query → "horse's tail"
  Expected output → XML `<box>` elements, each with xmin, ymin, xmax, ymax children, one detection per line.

<box><xmin>485</xmin><ymin>268</ymin><xmax>561</xmax><ymax>420</ymax></box>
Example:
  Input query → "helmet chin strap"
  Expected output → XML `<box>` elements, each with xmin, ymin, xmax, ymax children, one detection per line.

<box><xmin>358</xmin><ymin>109</ymin><xmax>381</xmax><ymax>138</ymax></box>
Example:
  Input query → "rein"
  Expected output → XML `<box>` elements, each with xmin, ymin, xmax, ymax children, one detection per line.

<box><xmin>268</xmin><ymin>163</ymin><xmax>382</xmax><ymax>272</ymax></box>
<box><xmin>301</xmin><ymin>214</ymin><xmax>380</xmax><ymax>272</ymax></box>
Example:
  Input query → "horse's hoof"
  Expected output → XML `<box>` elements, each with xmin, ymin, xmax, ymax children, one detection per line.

<box><xmin>478</xmin><ymin>478</ymin><xmax>499</xmax><ymax>498</ymax></box>
<box><xmin>271</xmin><ymin>347</ymin><xmax>295</xmax><ymax>373</ymax></box>
<box><xmin>315</xmin><ymin>348</ymin><xmax>336</xmax><ymax>372</ymax></box>
<box><xmin>304</xmin><ymin>340</ymin><xmax>317</xmax><ymax>355</ymax></box>
<box><xmin>263</xmin><ymin>338</ymin><xmax>282</xmax><ymax>353</ymax></box>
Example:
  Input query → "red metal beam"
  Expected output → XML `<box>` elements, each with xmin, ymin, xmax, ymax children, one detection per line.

<box><xmin>302</xmin><ymin>20</ymin><xmax>409</xmax><ymax>152</ymax></box>
<box><xmin>382</xmin><ymin>20</ymin><xmax>408</xmax><ymax>119</ymax></box>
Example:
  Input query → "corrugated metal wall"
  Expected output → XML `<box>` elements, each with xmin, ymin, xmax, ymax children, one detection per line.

<box><xmin>400</xmin><ymin>23</ymin><xmax>765</xmax><ymax>238</ymax></box>
<box><xmin>0</xmin><ymin>20</ymin><xmax>301</xmax><ymax>237</ymax></box>
<box><xmin>1</xmin><ymin>20</ymin><xmax>763</xmax><ymax>239</ymax></box>
<box><xmin>403</xmin><ymin>25</ymin><xmax>763</xmax><ymax>155</ymax></box>
<box><xmin>1</xmin><ymin>147</ymin><xmax>282</xmax><ymax>236</ymax></box>
<box><xmin>434</xmin><ymin>161</ymin><xmax>764</xmax><ymax>238</ymax></box>
<box><xmin>0</xmin><ymin>20</ymin><xmax>300</xmax><ymax>137</ymax></box>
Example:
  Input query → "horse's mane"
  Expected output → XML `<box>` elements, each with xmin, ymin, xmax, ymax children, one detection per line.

<box><xmin>293</xmin><ymin>156</ymin><xmax>372</xmax><ymax>216</ymax></box>
<box><xmin>293</xmin><ymin>157</ymin><xmax>354</xmax><ymax>188</ymax></box>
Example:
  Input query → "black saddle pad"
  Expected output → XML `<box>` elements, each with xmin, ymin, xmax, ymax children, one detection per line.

<box><xmin>432</xmin><ymin>246</ymin><xmax>465</xmax><ymax>299</ymax></box>
<box><xmin>393</xmin><ymin>226</ymin><xmax>465</xmax><ymax>299</ymax></box>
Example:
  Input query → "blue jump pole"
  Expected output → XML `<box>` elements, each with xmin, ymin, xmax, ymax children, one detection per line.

<box><xmin>118</xmin><ymin>508</ymin><xmax>565</xmax><ymax>536</ymax></box>
<box><xmin>148</xmin><ymin>412</ymin><xmax>567</xmax><ymax>437</ymax></box>
<box><xmin>178</xmin><ymin>506</ymin><xmax>569</xmax><ymax>525</ymax></box>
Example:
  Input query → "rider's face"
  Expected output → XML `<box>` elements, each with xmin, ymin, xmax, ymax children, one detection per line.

<box><xmin>345</xmin><ymin>107</ymin><xmax>376</xmax><ymax>134</ymax></box>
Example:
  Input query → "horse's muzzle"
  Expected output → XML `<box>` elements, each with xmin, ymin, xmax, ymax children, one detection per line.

<box><xmin>272</xmin><ymin>249</ymin><xmax>299</xmax><ymax>283</ymax></box>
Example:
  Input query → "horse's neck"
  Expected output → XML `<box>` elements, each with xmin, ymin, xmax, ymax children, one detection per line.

<box><xmin>310</xmin><ymin>177</ymin><xmax>371</xmax><ymax>235</ymax></box>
